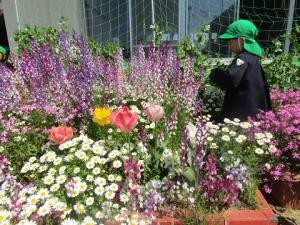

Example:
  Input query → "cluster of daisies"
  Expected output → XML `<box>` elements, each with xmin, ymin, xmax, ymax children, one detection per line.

<box><xmin>3</xmin><ymin>134</ymin><xmax>136</xmax><ymax>224</ymax></box>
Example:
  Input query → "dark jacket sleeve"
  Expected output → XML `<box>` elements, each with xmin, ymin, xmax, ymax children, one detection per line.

<box><xmin>210</xmin><ymin>56</ymin><xmax>248</xmax><ymax>91</ymax></box>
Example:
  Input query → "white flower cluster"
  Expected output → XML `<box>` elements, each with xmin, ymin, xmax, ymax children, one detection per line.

<box><xmin>0</xmin><ymin>185</ymin><xmax>67</xmax><ymax>225</ymax></box>
<box><xmin>17</xmin><ymin>134</ymin><xmax>131</xmax><ymax>224</ymax></box>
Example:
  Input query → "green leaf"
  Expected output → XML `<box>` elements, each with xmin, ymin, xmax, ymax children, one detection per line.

<box><xmin>184</xmin><ymin>167</ymin><xmax>196</xmax><ymax>183</ymax></box>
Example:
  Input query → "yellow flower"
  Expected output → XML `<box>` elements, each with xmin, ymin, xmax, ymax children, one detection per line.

<box><xmin>93</xmin><ymin>107</ymin><xmax>111</xmax><ymax>126</ymax></box>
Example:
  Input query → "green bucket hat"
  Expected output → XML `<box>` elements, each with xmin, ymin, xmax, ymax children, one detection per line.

<box><xmin>220</xmin><ymin>20</ymin><xmax>262</xmax><ymax>57</ymax></box>
<box><xmin>0</xmin><ymin>46</ymin><xmax>6</xmax><ymax>55</ymax></box>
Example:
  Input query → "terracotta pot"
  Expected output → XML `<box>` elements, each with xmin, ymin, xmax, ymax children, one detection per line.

<box><xmin>106</xmin><ymin>189</ymin><xmax>277</xmax><ymax>225</ymax></box>
<box><xmin>270</xmin><ymin>173</ymin><xmax>300</xmax><ymax>209</ymax></box>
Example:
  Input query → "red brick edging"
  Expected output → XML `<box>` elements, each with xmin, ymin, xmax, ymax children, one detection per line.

<box><xmin>106</xmin><ymin>189</ymin><xmax>277</xmax><ymax>225</ymax></box>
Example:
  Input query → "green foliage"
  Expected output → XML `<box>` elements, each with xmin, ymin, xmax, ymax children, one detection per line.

<box><xmin>177</xmin><ymin>24</ymin><xmax>224</xmax><ymax>81</ymax></box>
<box><xmin>150</xmin><ymin>23</ymin><xmax>163</xmax><ymax>45</ymax></box>
<box><xmin>1</xmin><ymin>110</ymin><xmax>56</xmax><ymax>183</ymax></box>
<box><xmin>13</xmin><ymin>25</ymin><xmax>58</xmax><ymax>56</ymax></box>
<box><xmin>263</xmin><ymin>24</ymin><xmax>300</xmax><ymax>91</ymax></box>
<box><xmin>98</xmin><ymin>41</ymin><xmax>120</xmax><ymax>59</ymax></box>
<box><xmin>13</xmin><ymin>17</ymin><xmax>120</xmax><ymax>60</ymax></box>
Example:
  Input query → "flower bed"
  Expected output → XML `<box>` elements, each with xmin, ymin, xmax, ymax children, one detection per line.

<box><xmin>0</xmin><ymin>30</ymin><xmax>297</xmax><ymax>225</ymax></box>
<box><xmin>105</xmin><ymin>189</ymin><xmax>276</xmax><ymax>225</ymax></box>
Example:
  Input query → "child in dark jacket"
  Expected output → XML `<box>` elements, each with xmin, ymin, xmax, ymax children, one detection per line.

<box><xmin>210</xmin><ymin>20</ymin><xmax>272</xmax><ymax>122</ymax></box>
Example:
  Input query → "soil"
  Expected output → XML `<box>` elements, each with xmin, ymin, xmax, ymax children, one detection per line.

<box><xmin>231</xmin><ymin>199</ymin><xmax>257</xmax><ymax>210</ymax></box>
<box><xmin>271</xmin><ymin>205</ymin><xmax>300</xmax><ymax>225</ymax></box>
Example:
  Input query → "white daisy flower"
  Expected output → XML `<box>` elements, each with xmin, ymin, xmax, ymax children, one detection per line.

<box><xmin>47</xmin><ymin>156</ymin><xmax>56</xmax><ymax>163</ymax></box>
<box><xmin>233</xmin><ymin>118</ymin><xmax>240</xmax><ymax>123</ymax></box>
<box><xmin>37</xmin><ymin>189</ymin><xmax>49</xmax><ymax>199</ymax></box>
<box><xmin>109</xmin><ymin>183</ymin><xmax>119</xmax><ymax>192</ymax></box>
<box><xmin>39</xmin><ymin>155</ymin><xmax>47</xmax><ymax>163</ymax></box>
<box><xmin>265</xmin><ymin>132</ymin><xmax>273</xmax><ymax>139</ymax></box>
<box><xmin>224</xmin><ymin>118</ymin><xmax>231</xmax><ymax>123</ymax></box>
<box><xmin>255</xmin><ymin>133</ymin><xmax>265</xmax><ymax>139</ymax></box>
<box><xmin>86</xmin><ymin>175</ymin><xmax>94</xmax><ymax>182</ymax></box>
<box><xmin>48</xmin><ymin>168</ymin><xmax>57</xmax><ymax>176</ymax></box>
<box><xmin>82</xmin><ymin>144</ymin><xmax>90</xmax><ymax>151</ymax></box>
<box><xmin>221</xmin><ymin>135</ymin><xmax>230</xmax><ymax>141</ymax></box>
<box><xmin>102</xmin><ymin>201</ymin><xmax>112</xmax><ymax>210</ymax></box>
<box><xmin>82</xmin><ymin>216</ymin><xmax>96</xmax><ymax>225</ymax></box>
<box><xmin>18</xmin><ymin>220</ymin><xmax>37</xmax><ymax>225</ymax></box>
<box><xmin>240</xmin><ymin>122</ymin><xmax>252</xmax><ymax>129</ymax></box>
<box><xmin>76</xmin><ymin>182</ymin><xmax>87</xmax><ymax>192</ymax></box>
<box><xmin>92</xmin><ymin>146</ymin><xmax>106</xmax><ymax>155</ymax></box>
<box><xmin>73</xmin><ymin>167</ymin><xmax>80</xmax><ymax>174</ymax></box>
<box><xmin>21</xmin><ymin>165</ymin><xmax>30</xmax><ymax>173</ymax></box>
<box><xmin>235</xmin><ymin>137</ymin><xmax>243</xmax><ymax>143</ymax></box>
<box><xmin>255</xmin><ymin>148</ymin><xmax>264</xmax><ymax>155</ymax></box>
<box><xmin>257</xmin><ymin>139</ymin><xmax>265</xmax><ymax>146</ymax></box>
<box><xmin>37</xmin><ymin>205</ymin><xmax>50</xmax><ymax>216</ymax></box>
<box><xmin>108</xmin><ymin>174</ymin><xmax>115</xmax><ymax>182</ymax></box>
<box><xmin>94</xmin><ymin>186</ymin><xmax>105</xmax><ymax>196</ymax></box>
<box><xmin>209</xmin><ymin>129</ymin><xmax>218</xmax><ymax>135</ymax></box>
<box><xmin>20</xmin><ymin>210</ymin><xmax>30</xmax><ymax>219</ymax></box>
<box><xmin>85</xmin><ymin>197</ymin><xmax>94</xmax><ymax>206</ymax></box>
<box><xmin>110</xmin><ymin>150</ymin><xmax>121</xmax><ymax>157</ymax></box>
<box><xmin>95</xmin><ymin>177</ymin><xmax>106</xmax><ymax>186</ymax></box>
<box><xmin>75</xmin><ymin>151</ymin><xmax>87</xmax><ymax>161</ymax></box>
<box><xmin>73</xmin><ymin>176</ymin><xmax>81</xmax><ymax>183</ymax></box>
<box><xmin>50</xmin><ymin>184</ymin><xmax>60</xmax><ymax>192</ymax></box>
<box><xmin>221</xmin><ymin>127</ymin><xmax>229</xmax><ymax>132</ymax></box>
<box><xmin>18</xmin><ymin>189</ymin><xmax>27</xmax><ymax>197</ymax></box>
<box><xmin>120</xmin><ymin>194</ymin><xmax>129</xmax><ymax>203</ymax></box>
<box><xmin>253</xmin><ymin>122</ymin><xmax>261</xmax><ymax>126</ymax></box>
<box><xmin>115</xmin><ymin>176</ymin><xmax>122</xmax><ymax>182</ymax></box>
<box><xmin>43</xmin><ymin>175</ymin><xmax>54</xmax><ymax>185</ymax></box>
<box><xmin>105</xmin><ymin>191</ymin><xmax>116</xmax><ymax>200</ymax></box>
<box><xmin>268</xmin><ymin>145</ymin><xmax>277</xmax><ymax>153</ymax></box>
<box><xmin>113</xmin><ymin>160</ymin><xmax>122</xmax><ymax>168</ymax></box>
<box><xmin>108</xmin><ymin>128</ymin><xmax>113</xmax><ymax>133</ymax></box>
<box><xmin>39</xmin><ymin>165</ymin><xmax>48</xmax><ymax>173</ymax></box>
<box><xmin>74</xmin><ymin>203</ymin><xmax>86</xmax><ymax>214</ymax></box>
<box><xmin>95</xmin><ymin>211</ymin><xmax>105</xmax><ymax>219</ymax></box>
<box><xmin>27</xmin><ymin>204</ymin><xmax>37</xmax><ymax>214</ymax></box>
<box><xmin>53</xmin><ymin>157</ymin><xmax>62</xmax><ymax>165</ymax></box>
<box><xmin>59</xmin><ymin>166</ymin><xmax>66</xmax><ymax>174</ymax></box>
<box><xmin>31</xmin><ymin>163</ymin><xmax>40</xmax><ymax>171</ymax></box>
<box><xmin>61</xmin><ymin>218</ymin><xmax>79</xmax><ymax>225</ymax></box>
<box><xmin>91</xmin><ymin>156</ymin><xmax>100</xmax><ymax>164</ymax></box>
<box><xmin>86</xmin><ymin>161</ymin><xmax>95</xmax><ymax>169</ymax></box>
<box><xmin>210</xmin><ymin>143</ymin><xmax>218</xmax><ymax>149</ymax></box>
<box><xmin>64</xmin><ymin>154</ymin><xmax>74</xmax><ymax>162</ymax></box>
<box><xmin>0</xmin><ymin>210</ymin><xmax>10</xmax><ymax>222</ymax></box>
<box><xmin>27</xmin><ymin>195</ymin><xmax>39</xmax><ymax>205</ymax></box>
<box><xmin>92</xmin><ymin>167</ymin><xmax>101</xmax><ymax>175</ymax></box>
<box><xmin>121</xmin><ymin>148</ymin><xmax>128</xmax><ymax>154</ymax></box>
<box><xmin>54</xmin><ymin>202</ymin><xmax>67</xmax><ymax>211</ymax></box>
<box><xmin>265</xmin><ymin>163</ymin><xmax>271</xmax><ymax>170</ymax></box>
<box><xmin>29</xmin><ymin>157</ymin><xmax>37</xmax><ymax>163</ymax></box>
<box><xmin>99</xmin><ymin>158</ymin><xmax>107</xmax><ymax>165</ymax></box>
<box><xmin>112</xmin><ymin>203</ymin><xmax>119</xmax><ymax>209</ymax></box>
<box><xmin>229</xmin><ymin>131</ymin><xmax>237</xmax><ymax>136</ymax></box>
<box><xmin>28</xmin><ymin>187</ymin><xmax>37</xmax><ymax>194</ymax></box>
<box><xmin>56</xmin><ymin>175</ymin><xmax>67</xmax><ymax>184</ymax></box>
<box><xmin>45</xmin><ymin>198</ymin><xmax>55</xmax><ymax>207</ymax></box>
<box><xmin>108</xmin><ymin>152</ymin><xmax>116</xmax><ymax>159</ymax></box>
